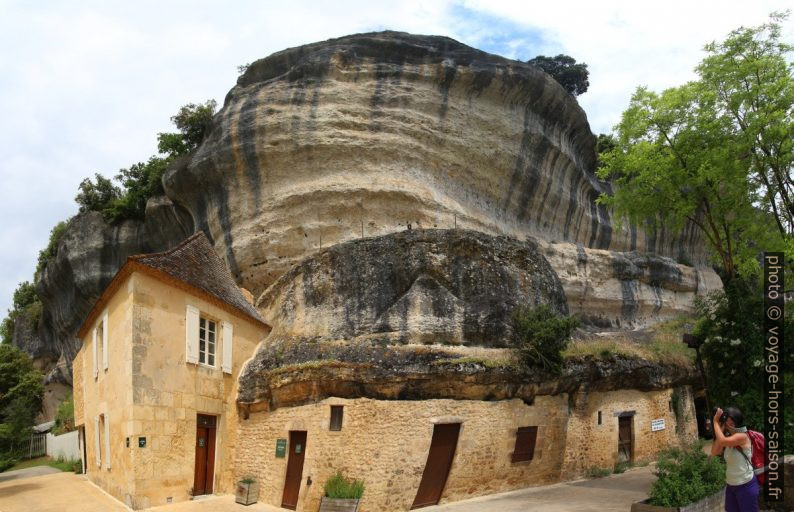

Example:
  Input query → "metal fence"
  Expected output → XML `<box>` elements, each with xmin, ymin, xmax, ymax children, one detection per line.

<box><xmin>28</xmin><ymin>433</ymin><xmax>46</xmax><ymax>459</ymax></box>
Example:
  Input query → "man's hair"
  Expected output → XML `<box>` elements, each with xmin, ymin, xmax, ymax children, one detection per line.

<box><xmin>725</xmin><ymin>407</ymin><xmax>745</xmax><ymax>427</ymax></box>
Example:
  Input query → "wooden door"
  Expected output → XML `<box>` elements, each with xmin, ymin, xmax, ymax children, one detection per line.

<box><xmin>618</xmin><ymin>416</ymin><xmax>633</xmax><ymax>462</ymax></box>
<box><xmin>281</xmin><ymin>431</ymin><xmax>307</xmax><ymax>510</ymax></box>
<box><xmin>193</xmin><ymin>415</ymin><xmax>217</xmax><ymax>495</ymax></box>
<box><xmin>411</xmin><ymin>423</ymin><xmax>461</xmax><ymax>509</ymax></box>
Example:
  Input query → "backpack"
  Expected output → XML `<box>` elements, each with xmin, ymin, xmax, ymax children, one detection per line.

<box><xmin>734</xmin><ymin>430</ymin><xmax>767</xmax><ymax>484</ymax></box>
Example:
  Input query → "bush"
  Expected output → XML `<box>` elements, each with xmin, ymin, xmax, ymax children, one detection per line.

<box><xmin>73</xmin><ymin>459</ymin><xmax>82</xmax><ymax>474</ymax></box>
<box><xmin>0</xmin><ymin>457</ymin><xmax>17</xmax><ymax>472</ymax></box>
<box><xmin>324</xmin><ymin>471</ymin><xmax>365</xmax><ymax>499</ymax></box>
<box><xmin>648</xmin><ymin>444</ymin><xmax>725</xmax><ymax>507</ymax></box>
<box><xmin>513</xmin><ymin>304</ymin><xmax>579</xmax><ymax>373</ymax></box>
<box><xmin>694</xmin><ymin>278</ymin><xmax>794</xmax><ymax>454</ymax></box>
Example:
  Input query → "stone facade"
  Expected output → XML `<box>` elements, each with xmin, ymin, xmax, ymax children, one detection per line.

<box><xmin>74</xmin><ymin>271</ymin><xmax>267</xmax><ymax>509</ymax></box>
<box><xmin>235</xmin><ymin>387</ymin><xmax>697</xmax><ymax>512</ymax></box>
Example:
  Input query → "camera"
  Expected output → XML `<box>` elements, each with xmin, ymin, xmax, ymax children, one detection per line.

<box><xmin>712</xmin><ymin>407</ymin><xmax>729</xmax><ymax>424</ymax></box>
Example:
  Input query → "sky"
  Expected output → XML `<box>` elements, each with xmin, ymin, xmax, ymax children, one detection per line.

<box><xmin>0</xmin><ymin>0</ymin><xmax>792</xmax><ymax>318</ymax></box>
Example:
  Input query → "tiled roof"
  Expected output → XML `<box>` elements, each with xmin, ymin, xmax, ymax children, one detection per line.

<box><xmin>77</xmin><ymin>232</ymin><xmax>267</xmax><ymax>339</ymax></box>
<box><xmin>131</xmin><ymin>232</ymin><xmax>265</xmax><ymax>325</ymax></box>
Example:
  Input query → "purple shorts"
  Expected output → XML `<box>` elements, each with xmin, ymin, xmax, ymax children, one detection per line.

<box><xmin>725</xmin><ymin>477</ymin><xmax>758</xmax><ymax>512</ymax></box>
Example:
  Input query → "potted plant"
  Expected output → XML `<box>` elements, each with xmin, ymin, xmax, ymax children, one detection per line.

<box><xmin>235</xmin><ymin>476</ymin><xmax>260</xmax><ymax>506</ymax></box>
<box><xmin>631</xmin><ymin>444</ymin><xmax>725</xmax><ymax>512</ymax></box>
<box><xmin>319</xmin><ymin>471</ymin><xmax>365</xmax><ymax>512</ymax></box>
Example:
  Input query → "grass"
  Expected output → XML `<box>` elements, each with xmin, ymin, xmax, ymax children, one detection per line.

<box><xmin>432</xmin><ymin>356</ymin><xmax>514</xmax><ymax>370</ymax></box>
<box><xmin>585</xmin><ymin>466</ymin><xmax>612</xmax><ymax>478</ymax></box>
<box><xmin>5</xmin><ymin>456</ymin><xmax>80</xmax><ymax>473</ymax></box>
<box><xmin>562</xmin><ymin>316</ymin><xmax>696</xmax><ymax>366</ymax></box>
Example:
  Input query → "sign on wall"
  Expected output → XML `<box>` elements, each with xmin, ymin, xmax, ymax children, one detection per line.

<box><xmin>275</xmin><ymin>438</ymin><xmax>287</xmax><ymax>458</ymax></box>
<box><xmin>651</xmin><ymin>419</ymin><xmax>666</xmax><ymax>432</ymax></box>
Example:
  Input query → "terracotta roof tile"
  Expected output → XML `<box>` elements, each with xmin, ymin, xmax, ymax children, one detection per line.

<box><xmin>131</xmin><ymin>232</ymin><xmax>265</xmax><ymax>324</ymax></box>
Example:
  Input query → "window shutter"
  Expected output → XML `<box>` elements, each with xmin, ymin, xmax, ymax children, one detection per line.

<box><xmin>511</xmin><ymin>426</ymin><xmax>538</xmax><ymax>463</ymax></box>
<box><xmin>222</xmin><ymin>321</ymin><xmax>233</xmax><ymax>374</ymax></box>
<box><xmin>92</xmin><ymin>328</ymin><xmax>98</xmax><ymax>378</ymax></box>
<box><xmin>103</xmin><ymin>414</ymin><xmax>111</xmax><ymax>469</ymax></box>
<box><xmin>102</xmin><ymin>312</ymin><xmax>109</xmax><ymax>370</ymax></box>
<box><xmin>94</xmin><ymin>417</ymin><xmax>101</xmax><ymax>467</ymax></box>
<box><xmin>186</xmin><ymin>305</ymin><xmax>200</xmax><ymax>364</ymax></box>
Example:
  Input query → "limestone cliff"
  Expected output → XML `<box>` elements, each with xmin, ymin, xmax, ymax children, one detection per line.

<box><xmin>25</xmin><ymin>31</ymin><xmax>720</xmax><ymax>385</ymax></box>
<box><xmin>29</xmin><ymin>197</ymin><xmax>193</xmax><ymax>384</ymax></box>
<box><xmin>164</xmin><ymin>31</ymin><xmax>713</xmax><ymax>304</ymax></box>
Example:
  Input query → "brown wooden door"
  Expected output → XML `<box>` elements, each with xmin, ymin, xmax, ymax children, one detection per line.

<box><xmin>193</xmin><ymin>415</ymin><xmax>217</xmax><ymax>495</ymax></box>
<box><xmin>281</xmin><ymin>431</ymin><xmax>307</xmax><ymax>510</ymax></box>
<box><xmin>411</xmin><ymin>423</ymin><xmax>461</xmax><ymax>509</ymax></box>
<box><xmin>618</xmin><ymin>416</ymin><xmax>633</xmax><ymax>462</ymax></box>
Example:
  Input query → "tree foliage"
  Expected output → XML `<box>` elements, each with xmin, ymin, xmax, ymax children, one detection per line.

<box><xmin>0</xmin><ymin>344</ymin><xmax>43</xmax><ymax>456</ymax></box>
<box><xmin>75</xmin><ymin>100</ymin><xmax>217</xmax><ymax>224</ymax></box>
<box><xmin>697</xmin><ymin>13</ymin><xmax>794</xmax><ymax>238</ymax></box>
<box><xmin>693</xmin><ymin>280</ymin><xmax>794</xmax><ymax>454</ymax></box>
<box><xmin>35</xmin><ymin>220</ymin><xmax>69</xmax><ymax>279</ymax></box>
<box><xmin>597</xmin><ymin>15</ymin><xmax>793</xmax><ymax>281</ymax></box>
<box><xmin>0</xmin><ymin>282</ymin><xmax>41</xmax><ymax>346</ymax></box>
<box><xmin>527</xmin><ymin>54</ymin><xmax>589</xmax><ymax>96</ymax></box>
<box><xmin>157</xmin><ymin>100</ymin><xmax>217</xmax><ymax>157</ymax></box>
<box><xmin>513</xmin><ymin>304</ymin><xmax>579</xmax><ymax>373</ymax></box>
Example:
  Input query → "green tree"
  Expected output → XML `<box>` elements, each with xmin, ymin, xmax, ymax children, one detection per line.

<box><xmin>35</xmin><ymin>220</ymin><xmax>69</xmax><ymax>278</ymax></box>
<box><xmin>157</xmin><ymin>100</ymin><xmax>217</xmax><ymax>157</ymax></box>
<box><xmin>527</xmin><ymin>54</ymin><xmax>589</xmax><ymax>96</ymax></box>
<box><xmin>74</xmin><ymin>100</ymin><xmax>218</xmax><ymax>224</ymax></box>
<box><xmin>0</xmin><ymin>345</ymin><xmax>43</xmax><ymax>456</ymax></box>
<box><xmin>597</xmin><ymin>15</ymin><xmax>793</xmax><ymax>281</ymax></box>
<box><xmin>0</xmin><ymin>282</ymin><xmax>42</xmax><ymax>345</ymax></box>
<box><xmin>75</xmin><ymin>173</ymin><xmax>121</xmax><ymax>215</ymax></box>
<box><xmin>697</xmin><ymin>13</ymin><xmax>794</xmax><ymax>238</ymax></box>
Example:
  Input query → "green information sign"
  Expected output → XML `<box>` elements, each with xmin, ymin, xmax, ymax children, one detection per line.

<box><xmin>275</xmin><ymin>438</ymin><xmax>287</xmax><ymax>458</ymax></box>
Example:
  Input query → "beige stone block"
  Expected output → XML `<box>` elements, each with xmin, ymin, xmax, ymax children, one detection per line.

<box><xmin>155</xmin><ymin>408</ymin><xmax>168</xmax><ymax>421</ymax></box>
<box><xmin>163</xmin><ymin>422</ymin><xmax>177</xmax><ymax>435</ymax></box>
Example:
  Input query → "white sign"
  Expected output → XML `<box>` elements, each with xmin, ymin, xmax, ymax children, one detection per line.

<box><xmin>651</xmin><ymin>419</ymin><xmax>666</xmax><ymax>432</ymax></box>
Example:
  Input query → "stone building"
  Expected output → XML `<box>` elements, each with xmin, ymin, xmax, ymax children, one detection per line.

<box><xmin>72</xmin><ymin>233</ymin><xmax>269</xmax><ymax>509</ymax></box>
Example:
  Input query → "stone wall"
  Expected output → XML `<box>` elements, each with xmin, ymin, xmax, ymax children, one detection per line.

<box><xmin>77</xmin><ymin>272</ymin><xmax>136</xmax><ymax>504</ymax></box>
<box><xmin>75</xmin><ymin>271</ymin><xmax>268</xmax><ymax>509</ymax></box>
<box><xmin>235</xmin><ymin>387</ymin><xmax>696</xmax><ymax>512</ymax></box>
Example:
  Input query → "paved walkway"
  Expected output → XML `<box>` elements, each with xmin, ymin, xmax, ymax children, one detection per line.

<box><xmin>0</xmin><ymin>466</ymin><xmax>658</xmax><ymax>512</ymax></box>
<box><xmin>424</xmin><ymin>465</ymin><xmax>656</xmax><ymax>512</ymax></box>
<box><xmin>0</xmin><ymin>471</ymin><xmax>129</xmax><ymax>512</ymax></box>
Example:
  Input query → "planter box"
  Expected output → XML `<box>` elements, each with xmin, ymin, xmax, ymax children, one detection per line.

<box><xmin>235</xmin><ymin>481</ymin><xmax>260</xmax><ymax>506</ymax></box>
<box><xmin>319</xmin><ymin>496</ymin><xmax>360</xmax><ymax>512</ymax></box>
<box><xmin>631</xmin><ymin>488</ymin><xmax>725</xmax><ymax>512</ymax></box>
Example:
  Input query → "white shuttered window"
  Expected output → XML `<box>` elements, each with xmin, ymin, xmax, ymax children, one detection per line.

<box><xmin>92</xmin><ymin>328</ymin><xmax>98</xmax><ymax>379</ymax></box>
<box><xmin>222</xmin><ymin>321</ymin><xmax>233</xmax><ymax>374</ymax></box>
<box><xmin>186</xmin><ymin>305</ymin><xmax>200</xmax><ymax>364</ymax></box>
<box><xmin>102</xmin><ymin>312</ymin><xmax>109</xmax><ymax>370</ymax></box>
<box><xmin>103</xmin><ymin>414</ymin><xmax>111</xmax><ymax>470</ymax></box>
<box><xmin>94</xmin><ymin>416</ymin><xmax>101</xmax><ymax>467</ymax></box>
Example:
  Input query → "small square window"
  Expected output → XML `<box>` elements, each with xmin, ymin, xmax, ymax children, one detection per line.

<box><xmin>668</xmin><ymin>400</ymin><xmax>673</xmax><ymax>412</ymax></box>
<box><xmin>511</xmin><ymin>426</ymin><xmax>538</xmax><ymax>463</ymax></box>
<box><xmin>330</xmin><ymin>406</ymin><xmax>344</xmax><ymax>431</ymax></box>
